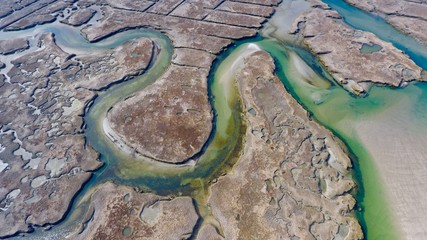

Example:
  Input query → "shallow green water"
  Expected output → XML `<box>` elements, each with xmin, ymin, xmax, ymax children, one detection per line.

<box><xmin>3</xmin><ymin>1</ymin><xmax>427</xmax><ymax>238</ymax></box>
<box><xmin>3</xmin><ymin>26</ymin><xmax>248</xmax><ymax>238</ymax></box>
<box><xmin>83</xmin><ymin>40</ymin><xmax>251</xmax><ymax>195</ymax></box>
<box><xmin>55</xmin><ymin>32</ymin><xmax>252</xmax><ymax>237</ymax></box>
<box><xmin>259</xmin><ymin>39</ymin><xmax>394</xmax><ymax>238</ymax></box>
<box><xmin>78</xmin><ymin>33</ymin><xmax>411</xmax><ymax>240</ymax></box>
<box><xmin>255</xmin><ymin>38</ymin><xmax>427</xmax><ymax>239</ymax></box>
<box><xmin>360</xmin><ymin>43</ymin><xmax>382</xmax><ymax>53</ymax></box>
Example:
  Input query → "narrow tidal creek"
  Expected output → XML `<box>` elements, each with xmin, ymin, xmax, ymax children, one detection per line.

<box><xmin>3</xmin><ymin>2</ymin><xmax>427</xmax><ymax>238</ymax></box>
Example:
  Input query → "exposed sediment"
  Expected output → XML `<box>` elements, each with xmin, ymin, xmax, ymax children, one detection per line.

<box><xmin>203</xmin><ymin>50</ymin><xmax>363</xmax><ymax>239</ymax></box>
<box><xmin>0</xmin><ymin>31</ymin><xmax>155</xmax><ymax>237</ymax></box>
<box><xmin>107</xmin><ymin>65</ymin><xmax>212</xmax><ymax>164</ymax></box>
<box><xmin>0</xmin><ymin>1</ymin><xmax>74</xmax><ymax>31</ymax></box>
<box><xmin>76</xmin><ymin>37</ymin><xmax>154</xmax><ymax>90</ymax></box>
<box><xmin>291</xmin><ymin>3</ymin><xmax>423</xmax><ymax>94</ymax></box>
<box><xmin>89</xmin><ymin>1</ymin><xmax>279</xmax><ymax>164</ymax></box>
<box><xmin>60</xmin><ymin>8</ymin><xmax>96</xmax><ymax>27</ymax></box>
<box><xmin>345</xmin><ymin>0</ymin><xmax>427</xmax><ymax>46</ymax></box>
<box><xmin>0</xmin><ymin>0</ymin><xmax>283</xmax><ymax>236</ymax></box>
<box><xmin>71</xmin><ymin>182</ymin><xmax>199</xmax><ymax>240</ymax></box>
<box><xmin>0</xmin><ymin>38</ymin><xmax>29</xmax><ymax>55</ymax></box>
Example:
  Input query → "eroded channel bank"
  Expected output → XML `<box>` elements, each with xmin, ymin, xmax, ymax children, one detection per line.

<box><xmin>261</xmin><ymin>0</ymin><xmax>427</xmax><ymax>239</ymax></box>
<box><xmin>3</xmin><ymin>1</ymin><xmax>427</xmax><ymax>239</ymax></box>
<box><xmin>322</xmin><ymin>0</ymin><xmax>427</xmax><ymax>70</ymax></box>
<box><xmin>3</xmin><ymin>25</ymin><xmax>249</xmax><ymax>238</ymax></box>
<box><xmin>270</xmin><ymin>40</ymin><xmax>427</xmax><ymax>240</ymax></box>
<box><xmin>2</xmin><ymin>23</ymin><xmax>362</xmax><ymax>239</ymax></box>
<box><xmin>258</xmin><ymin>39</ymin><xmax>398</xmax><ymax>239</ymax></box>
<box><xmin>318</xmin><ymin>1</ymin><xmax>427</xmax><ymax>239</ymax></box>
<box><xmin>1</xmin><ymin>2</ymin><xmax>285</xmax><ymax>237</ymax></box>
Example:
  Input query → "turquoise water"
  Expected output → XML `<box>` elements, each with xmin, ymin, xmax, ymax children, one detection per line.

<box><xmin>0</xmin><ymin>23</ymin><xmax>153</xmax><ymax>52</ymax></box>
<box><xmin>3</xmin><ymin>1</ymin><xmax>427</xmax><ymax>238</ymax></box>
<box><xmin>322</xmin><ymin>0</ymin><xmax>427</xmax><ymax>70</ymax></box>
<box><xmin>8</xmin><ymin>29</ymin><xmax>417</xmax><ymax>240</ymax></box>
<box><xmin>360</xmin><ymin>43</ymin><xmax>382</xmax><ymax>53</ymax></box>
<box><xmin>5</xmin><ymin>27</ymin><xmax>251</xmax><ymax>239</ymax></box>
<box><xmin>313</xmin><ymin>2</ymin><xmax>427</xmax><ymax>238</ymax></box>
<box><xmin>82</xmin><ymin>39</ymin><xmax>251</xmax><ymax>195</ymax></box>
<box><xmin>256</xmin><ymin>34</ymin><xmax>427</xmax><ymax>238</ymax></box>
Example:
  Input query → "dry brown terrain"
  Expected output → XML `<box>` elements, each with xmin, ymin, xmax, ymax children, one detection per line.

<box><xmin>290</xmin><ymin>1</ymin><xmax>422</xmax><ymax>94</ymax></box>
<box><xmin>345</xmin><ymin>0</ymin><xmax>427</xmax><ymax>45</ymax></box>
<box><xmin>205</xmin><ymin>50</ymin><xmax>362</xmax><ymax>239</ymax></box>
<box><xmin>0</xmin><ymin>0</ymin><xmax>281</xmax><ymax>237</ymax></box>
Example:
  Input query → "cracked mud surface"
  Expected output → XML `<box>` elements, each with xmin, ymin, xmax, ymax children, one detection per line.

<box><xmin>93</xmin><ymin>0</ymin><xmax>279</xmax><ymax>164</ymax></box>
<box><xmin>0</xmin><ymin>0</ymin><xmax>282</xmax><ymax>237</ymax></box>
<box><xmin>204</xmin><ymin>50</ymin><xmax>363</xmax><ymax>239</ymax></box>
<box><xmin>72</xmin><ymin>182</ymin><xmax>199</xmax><ymax>240</ymax></box>
<box><xmin>0</xmin><ymin>30</ymin><xmax>154</xmax><ymax>237</ymax></box>
<box><xmin>1</xmin><ymin>0</ymin><xmax>413</xmax><ymax>238</ymax></box>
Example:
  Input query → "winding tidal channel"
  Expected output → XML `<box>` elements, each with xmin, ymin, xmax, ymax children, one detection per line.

<box><xmin>2</xmin><ymin>1</ymin><xmax>427</xmax><ymax>239</ymax></box>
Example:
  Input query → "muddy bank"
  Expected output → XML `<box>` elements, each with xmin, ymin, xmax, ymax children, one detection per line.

<box><xmin>203</xmin><ymin>49</ymin><xmax>362</xmax><ymax>239</ymax></box>
<box><xmin>345</xmin><ymin>0</ymin><xmax>427</xmax><ymax>46</ymax></box>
